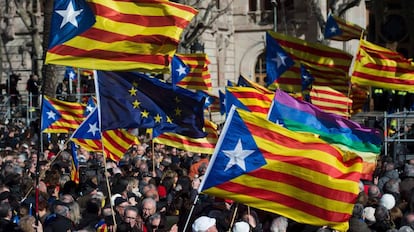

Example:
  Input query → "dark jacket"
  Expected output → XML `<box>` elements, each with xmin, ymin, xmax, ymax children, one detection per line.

<box><xmin>44</xmin><ymin>214</ymin><xmax>74</xmax><ymax>232</ymax></box>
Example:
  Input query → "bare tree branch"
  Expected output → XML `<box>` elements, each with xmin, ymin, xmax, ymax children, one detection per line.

<box><xmin>337</xmin><ymin>0</ymin><xmax>362</xmax><ymax>17</ymax></box>
<box><xmin>181</xmin><ymin>0</ymin><xmax>234</xmax><ymax>49</ymax></box>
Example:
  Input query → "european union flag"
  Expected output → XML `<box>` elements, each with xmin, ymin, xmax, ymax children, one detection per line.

<box><xmin>265</xmin><ymin>33</ymin><xmax>294</xmax><ymax>86</ymax></box>
<box><xmin>49</xmin><ymin>0</ymin><xmax>95</xmax><ymax>49</ymax></box>
<box><xmin>171</xmin><ymin>55</ymin><xmax>190</xmax><ymax>88</ymax></box>
<box><xmin>96</xmin><ymin>71</ymin><xmax>206</xmax><ymax>138</ymax></box>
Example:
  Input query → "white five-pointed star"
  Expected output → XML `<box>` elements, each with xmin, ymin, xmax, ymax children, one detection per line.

<box><xmin>87</xmin><ymin>123</ymin><xmax>99</xmax><ymax>136</ymax></box>
<box><xmin>176</xmin><ymin>65</ymin><xmax>187</xmax><ymax>76</ymax></box>
<box><xmin>302</xmin><ymin>74</ymin><xmax>311</xmax><ymax>81</ymax></box>
<box><xmin>329</xmin><ymin>26</ymin><xmax>338</xmax><ymax>33</ymax></box>
<box><xmin>205</xmin><ymin>97</ymin><xmax>211</xmax><ymax>105</ymax></box>
<box><xmin>86</xmin><ymin>104</ymin><xmax>95</xmax><ymax>113</ymax></box>
<box><xmin>56</xmin><ymin>1</ymin><xmax>83</xmax><ymax>28</ymax></box>
<box><xmin>47</xmin><ymin>110</ymin><xmax>56</xmax><ymax>120</ymax></box>
<box><xmin>222</xmin><ymin>139</ymin><xmax>255</xmax><ymax>172</ymax></box>
<box><xmin>68</xmin><ymin>71</ymin><xmax>76</xmax><ymax>80</ymax></box>
<box><xmin>272</xmin><ymin>52</ymin><xmax>288</xmax><ymax>68</ymax></box>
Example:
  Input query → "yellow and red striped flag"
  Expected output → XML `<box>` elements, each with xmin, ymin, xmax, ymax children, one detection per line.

<box><xmin>351</xmin><ymin>39</ymin><xmax>414</xmax><ymax>91</ymax></box>
<box><xmin>70</xmin><ymin>142</ymin><xmax>80</xmax><ymax>184</ymax></box>
<box><xmin>225</xmin><ymin>86</ymin><xmax>273</xmax><ymax>118</ymax></box>
<box><xmin>71</xmin><ymin>109</ymin><xmax>138</xmax><ymax>161</ymax></box>
<box><xmin>46</xmin><ymin>0</ymin><xmax>197</xmax><ymax>73</ymax></box>
<box><xmin>270</xmin><ymin>62</ymin><xmax>350</xmax><ymax>94</ymax></box>
<box><xmin>154</xmin><ymin>119</ymin><xmax>218</xmax><ymax>154</ymax></box>
<box><xmin>310</xmin><ymin>85</ymin><xmax>352</xmax><ymax>118</ymax></box>
<box><xmin>200</xmin><ymin>107</ymin><xmax>362</xmax><ymax>232</ymax></box>
<box><xmin>41</xmin><ymin>96</ymin><xmax>86</xmax><ymax>133</ymax></box>
<box><xmin>175</xmin><ymin>53</ymin><xmax>212</xmax><ymax>91</ymax></box>
<box><xmin>349</xmin><ymin>84</ymin><xmax>369</xmax><ymax>115</ymax></box>
<box><xmin>324</xmin><ymin>14</ymin><xmax>365</xmax><ymax>41</ymax></box>
<box><xmin>237</xmin><ymin>75</ymin><xmax>274</xmax><ymax>94</ymax></box>
<box><xmin>267</xmin><ymin>31</ymin><xmax>353</xmax><ymax>73</ymax></box>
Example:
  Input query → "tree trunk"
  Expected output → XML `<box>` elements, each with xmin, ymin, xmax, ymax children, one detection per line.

<box><xmin>41</xmin><ymin>0</ymin><xmax>57</xmax><ymax>97</ymax></box>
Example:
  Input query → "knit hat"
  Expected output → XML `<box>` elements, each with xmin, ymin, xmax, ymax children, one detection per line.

<box><xmin>232</xmin><ymin>221</ymin><xmax>250</xmax><ymax>232</ymax></box>
<box><xmin>380</xmin><ymin>193</ymin><xmax>396</xmax><ymax>210</ymax></box>
<box><xmin>363</xmin><ymin>207</ymin><xmax>376</xmax><ymax>223</ymax></box>
<box><xmin>192</xmin><ymin>216</ymin><xmax>216</xmax><ymax>232</ymax></box>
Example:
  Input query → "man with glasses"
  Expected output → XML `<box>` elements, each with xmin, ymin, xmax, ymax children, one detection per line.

<box><xmin>121</xmin><ymin>206</ymin><xmax>142</xmax><ymax>232</ymax></box>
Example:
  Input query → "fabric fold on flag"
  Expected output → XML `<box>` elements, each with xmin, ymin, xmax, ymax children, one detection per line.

<box><xmin>71</xmin><ymin>108</ymin><xmax>138</xmax><ymax>161</ymax></box>
<box><xmin>200</xmin><ymin>106</ymin><xmax>362</xmax><ymax>231</ymax></box>
<box><xmin>41</xmin><ymin>95</ymin><xmax>86</xmax><ymax>133</ymax></box>
<box><xmin>46</xmin><ymin>0</ymin><xmax>197</xmax><ymax>72</ymax></box>
<box><xmin>175</xmin><ymin>53</ymin><xmax>212</xmax><ymax>91</ymax></box>
<box><xmin>324</xmin><ymin>14</ymin><xmax>365</xmax><ymax>41</ymax></box>
<box><xmin>153</xmin><ymin>119</ymin><xmax>218</xmax><ymax>154</ymax></box>
<box><xmin>351</xmin><ymin>40</ymin><xmax>414</xmax><ymax>91</ymax></box>
<box><xmin>96</xmin><ymin>71</ymin><xmax>206</xmax><ymax>138</ymax></box>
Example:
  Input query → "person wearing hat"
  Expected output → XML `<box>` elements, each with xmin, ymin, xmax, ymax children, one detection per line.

<box><xmin>114</xmin><ymin>197</ymin><xmax>130</xmax><ymax>225</ymax></box>
<box><xmin>43</xmin><ymin>201</ymin><xmax>75</xmax><ymax>232</ymax></box>
<box><xmin>192</xmin><ymin>216</ymin><xmax>218</xmax><ymax>232</ymax></box>
<box><xmin>232</xmin><ymin>221</ymin><xmax>251</xmax><ymax>232</ymax></box>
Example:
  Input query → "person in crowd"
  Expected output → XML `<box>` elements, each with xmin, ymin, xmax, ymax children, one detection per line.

<box><xmin>55</xmin><ymin>78</ymin><xmax>69</xmax><ymax>101</ymax></box>
<box><xmin>26</xmin><ymin>74</ymin><xmax>40</xmax><ymax>108</ymax></box>
<box><xmin>192</xmin><ymin>216</ymin><xmax>218</xmax><ymax>232</ymax></box>
<box><xmin>0</xmin><ymin>202</ymin><xmax>20</xmax><ymax>232</ymax></box>
<box><xmin>6</xmin><ymin>73</ymin><xmax>21</xmax><ymax>112</ymax></box>
<box><xmin>43</xmin><ymin>201</ymin><xmax>74</xmax><ymax>232</ymax></box>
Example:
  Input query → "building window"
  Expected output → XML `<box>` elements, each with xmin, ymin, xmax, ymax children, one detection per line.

<box><xmin>249</xmin><ymin>0</ymin><xmax>257</xmax><ymax>11</ymax></box>
<box><xmin>254</xmin><ymin>53</ymin><xmax>266</xmax><ymax>85</ymax></box>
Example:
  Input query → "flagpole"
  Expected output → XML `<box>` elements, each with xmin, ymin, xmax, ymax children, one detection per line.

<box><xmin>227</xmin><ymin>203</ymin><xmax>239</xmax><ymax>232</ymax></box>
<box><xmin>93</xmin><ymin>70</ymin><xmax>117</xmax><ymax>229</ymax></box>
<box><xmin>182</xmin><ymin>194</ymin><xmax>199</xmax><ymax>232</ymax></box>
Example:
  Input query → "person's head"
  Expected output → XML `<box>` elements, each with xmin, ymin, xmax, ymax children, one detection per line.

<box><xmin>270</xmin><ymin>216</ymin><xmax>288</xmax><ymax>232</ymax></box>
<box><xmin>123</xmin><ymin>206</ymin><xmax>139</xmax><ymax>227</ymax></box>
<box><xmin>0</xmin><ymin>202</ymin><xmax>12</xmax><ymax>219</ymax></box>
<box><xmin>149</xmin><ymin>212</ymin><xmax>161</xmax><ymax>230</ymax></box>
<box><xmin>368</xmin><ymin>184</ymin><xmax>381</xmax><ymax>199</ymax></box>
<box><xmin>115</xmin><ymin>197</ymin><xmax>129</xmax><ymax>218</ymax></box>
<box><xmin>192</xmin><ymin>216</ymin><xmax>218</xmax><ymax>232</ymax></box>
<box><xmin>19</xmin><ymin>215</ymin><xmax>36</xmax><ymax>232</ymax></box>
<box><xmin>141</xmin><ymin>197</ymin><xmax>157</xmax><ymax>219</ymax></box>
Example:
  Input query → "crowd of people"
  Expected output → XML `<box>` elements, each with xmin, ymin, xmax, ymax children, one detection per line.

<box><xmin>2</xmin><ymin>111</ymin><xmax>414</xmax><ymax>231</ymax></box>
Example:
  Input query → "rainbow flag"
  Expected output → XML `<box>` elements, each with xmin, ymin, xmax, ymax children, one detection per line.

<box><xmin>324</xmin><ymin>14</ymin><xmax>365</xmax><ymax>41</ymax></box>
<box><xmin>41</xmin><ymin>96</ymin><xmax>86</xmax><ymax>133</ymax></box>
<box><xmin>351</xmin><ymin>39</ymin><xmax>414</xmax><ymax>91</ymax></box>
<box><xmin>268</xmin><ymin>89</ymin><xmax>382</xmax><ymax>179</ymax></box>
<box><xmin>45</xmin><ymin>0</ymin><xmax>197</xmax><ymax>72</ymax></box>
<box><xmin>154</xmin><ymin>119</ymin><xmax>218</xmax><ymax>154</ymax></box>
<box><xmin>201</xmin><ymin>106</ymin><xmax>362</xmax><ymax>231</ymax></box>
<box><xmin>175</xmin><ymin>53</ymin><xmax>212</xmax><ymax>91</ymax></box>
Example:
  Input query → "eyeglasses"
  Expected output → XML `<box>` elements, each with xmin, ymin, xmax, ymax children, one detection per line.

<box><xmin>125</xmin><ymin>216</ymin><xmax>136</xmax><ymax>220</ymax></box>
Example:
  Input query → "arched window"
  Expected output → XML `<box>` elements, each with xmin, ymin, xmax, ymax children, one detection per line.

<box><xmin>254</xmin><ymin>52</ymin><xmax>266</xmax><ymax>85</ymax></box>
